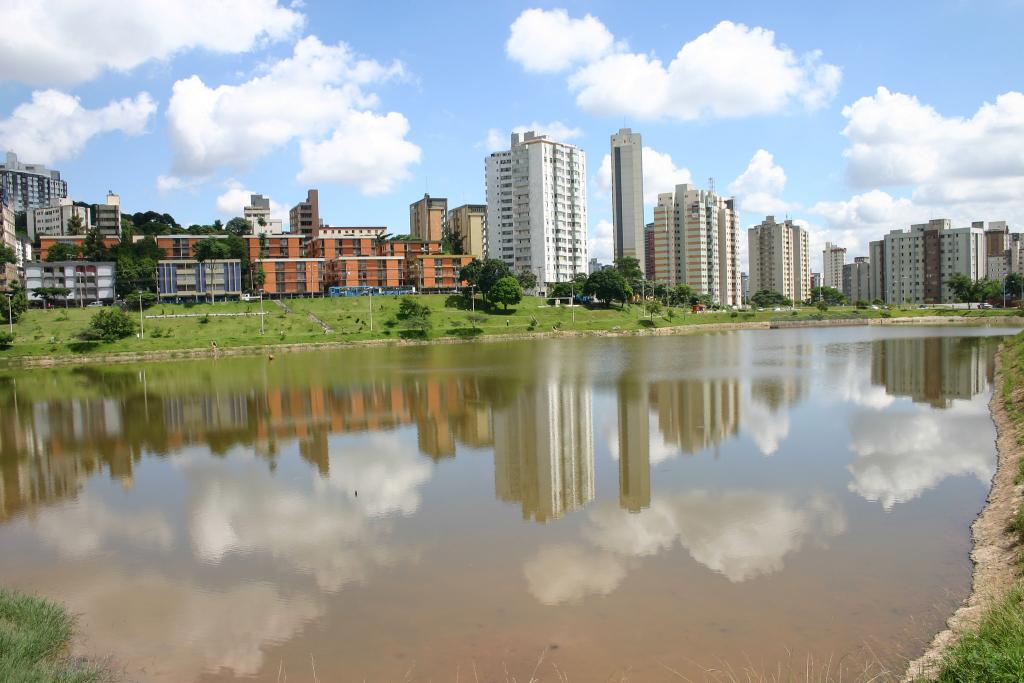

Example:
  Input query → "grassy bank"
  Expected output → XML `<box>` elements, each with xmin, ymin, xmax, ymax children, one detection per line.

<box><xmin>0</xmin><ymin>589</ymin><xmax>107</xmax><ymax>682</ymax></box>
<box><xmin>925</xmin><ymin>331</ymin><xmax>1024</xmax><ymax>681</ymax></box>
<box><xmin>1</xmin><ymin>294</ymin><xmax>1021</xmax><ymax>362</ymax></box>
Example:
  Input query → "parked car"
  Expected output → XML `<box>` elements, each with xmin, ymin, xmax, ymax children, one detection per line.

<box><xmin>979</xmin><ymin>302</ymin><xmax>994</xmax><ymax>309</ymax></box>
<box><xmin>86</xmin><ymin>301</ymin><xmax>104</xmax><ymax>307</ymax></box>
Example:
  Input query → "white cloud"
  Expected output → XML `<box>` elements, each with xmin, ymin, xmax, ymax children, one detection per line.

<box><xmin>214</xmin><ymin>180</ymin><xmax>285</xmax><ymax>218</ymax></box>
<box><xmin>523</xmin><ymin>544</ymin><xmax>626</xmax><ymax>605</ymax></box>
<box><xmin>28</xmin><ymin>496</ymin><xmax>174</xmax><ymax>558</ymax></box>
<box><xmin>506</xmin><ymin>8</ymin><xmax>615</xmax><ymax>73</ymax></box>
<box><xmin>0</xmin><ymin>0</ymin><xmax>304</xmax><ymax>86</ymax></box>
<box><xmin>482</xmin><ymin>121</ymin><xmax>583</xmax><ymax>153</ymax></box>
<box><xmin>589</xmin><ymin>218</ymin><xmax>614</xmax><ymax>264</ymax></box>
<box><xmin>156</xmin><ymin>175</ymin><xmax>205</xmax><ymax>194</ymax></box>
<box><xmin>526</xmin><ymin>18</ymin><xmax>841</xmax><ymax>120</ymax></box>
<box><xmin>729</xmin><ymin>149</ymin><xmax>793</xmax><ymax>215</ymax></box>
<box><xmin>595</xmin><ymin>146</ymin><xmax>692</xmax><ymax>206</ymax></box>
<box><xmin>0</xmin><ymin>89</ymin><xmax>155</xmax><ymax>164</ymax></box>
<box><xmin>298</xmin><ymin>111</ymin><xmax>421</xmax><ymax>195</ymax></box>
<box><xmin>166</xmin><ymin>35</ymin><xmax>419</xmax><ymax>195</ymax></box>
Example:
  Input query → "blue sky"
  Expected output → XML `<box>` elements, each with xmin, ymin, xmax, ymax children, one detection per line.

<box><xmin>1</xmin><ymin>0</ymin><xmax>1023</xmax><ymax>271</ymax></box>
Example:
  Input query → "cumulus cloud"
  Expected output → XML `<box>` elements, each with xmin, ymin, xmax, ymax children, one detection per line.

<box><xmin>523</xmin><ymin>544</ymin><xmax>626</xmax><ymax>605</ymax></box>
<box><xmin>506</xmin><ymin>8</ymin><xmax>615</xmax><ymax>73</ymax></box>
<box><xmin>595</xmin><ymin>146</ymin><xmax>692</xmax><ymax>206</ymax></box>
<box><xmin>0</xmin><ymin>0</ymin><xmax>304</xmax><ymax>86</ymax></box>
<box><xmin>156</xmin><ymin>175</ymin><xmax>205</xmax><ymax>194</ymax></box>
<box><xmin>26</xmin><ymin>496</ymin><xmax>174</xmax><ymax>558</ymax></box>
<box><xmin>729</xmin><ymin>149</ymin><xmax>793</xmax><ymax>215</ymax></box>
<box><xmin>166</xmin><ymin>36</ymin><xmax>419</xmax><ymax>194</ymax></box>
<box><xmin>214</xmin><ymin>180</ymin><xmax>285</xmax><ymax>217</ymax></box>
<box><xmin>508</xmin><ymin>12</ymin><xmax>841</xmax><ymax>120</ymax></box>
<box><xmin>482</xmin><ymin>121</ymin><xmax>583</xmax><ymax>152</ymax></box>
<box><xmin>589</xmin><ymin>218</ymin><xmax>614</xmax><ymax>264</ymax></box>
<box><xmin>0</xmin><ymin>89</ymin><xmax>156</xmax><ymax>164</ymax></box>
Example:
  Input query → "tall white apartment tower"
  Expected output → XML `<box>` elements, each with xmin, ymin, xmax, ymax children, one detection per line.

<box><xmin>485</xmin><ymin>131</ymin><xmax>588</xmax><ymax>283</ymax></box>
<box><xmin>610</xmin><ymin>128</ymin><xmax>644</xmax><ymax>272</ymax></box>
<box><xmin>822</xmin><ymin>242</ymin><xmax>847</xmax><ymax>290</ymax></box>
<box><xmin>748</xmin><ymin>216</ymin><xmax>811</xmax><ymax>303</ymax></box>
<box><xmin>669</xmin><ymin>184</ymin><xmax>740</xmax><ymax>306</ymax></box>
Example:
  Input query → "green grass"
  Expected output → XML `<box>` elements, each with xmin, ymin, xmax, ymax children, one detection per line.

<box><xmin>0</xmin><ymin>295</ymin><xmax>1021</xmax><ymax>360</ymax></box>
<box><xmin>0</xmin><ymin>589</ymin><xmax>107</xmax><ymax>682</ymax></box>
<box><xmin>933</xmin><ymin>587</ymin><xmax>1024</xmax><ymax>682</ymax></box>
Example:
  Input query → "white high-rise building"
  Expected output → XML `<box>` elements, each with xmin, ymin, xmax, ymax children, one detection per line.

<box><xmin>27</xmin><ymin>197</ymin><xmax>91</xmax><ymax>239</ymax></box>
<box><xmin>747</xmin><ymin>215</ymin><xmax>810</xmax><ymax>304</ymax></box>
<box><xmin>244</xmin><ymin>193</ymin><xmax>283</xmax><ymax>234</ymax></box>
<box><xmin>485</xmin><ymin>131</ymin><xmax>588</xmax><ymax>284</ymax></box>
<box><xmin>667</xmin><ymin>183</ymin><xmax>740</xmax><ymax>306</ymax></box>
<box><xmin>610</xmin><ymin>128</ymin><xmax>644</xmax><ymax>272</ymax></box>
<box><xmin>822</xmin><ymin>242</ymin><xmax>847</xmax><ymax>290</ymax></box>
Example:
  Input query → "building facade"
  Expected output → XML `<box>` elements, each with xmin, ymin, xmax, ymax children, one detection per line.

<box><xmin>24</xmin><ymin>261</ymin><xmax>116</xmax><ymax>303</ymax></box>
<box><xmin>244</xmin><ymin>194</ymin><xmax>283</xmax><ymax>234</ymax></box>
<box><xmin>646</xmin><ymin>193</ymin><xmax>677</xmax><ymax>285</ymax></box>
<box><xmin>258</xmin><ymin>258</ymin><xmax>324</xmax><ymax>296</ymax></box>
<box><xmin>747</xmin><ymin>215</ymin><xmax>810</xmax><ymax>304</ymax></box>
<box><xmin>27</xmin><ymin>198</ymin><xmax>91</xmax><ymax>239</ymax></box>
<box><xmin>822</xmin><ymin>242</ymin><xmax>847</xmax><ymax>290</ymax></box>
<box><xmin>878</xmin><ymin>219</ymin><xmax>986</xmax><ymax>304</ymax></box>
<box><xmin>38</xmin><ymin>235</ymin><xmax>120</xmax><ymax>261</ymax></box>
<box><xmin>842</xmin><ymin>256</ymin><xmax>872</xmax><ymax>303</ymax></box>
<box><xmin>446</xmin><ymin>204</ymin><xmax>486</xmax><ymax>258</ymax></box>
<box><xmin>668</xmin><ymin>184</ymin><xmax>740</xmax><ymax>306</ymax></box>
<box><xmin>0</xmin><ymin>152</ymin><xmax>67</xmax><ymax>212</ymax></box>
<box><xmin>868</xmin><ymin>240</ymin><xmax>885</xmax><ymax>302</ymax></box>
<box><xmin>610</xmin><ymin>128</ymin><xmax>644</xmax><ymax>272</ymax></box>
<box><xmin>413</xmin><ymin>254</ymin><xmax>474</xmax><ymax>291</ymax></box>
<box><xmin>409</xmin><ymin>194</ymin><xmax>447</xmax><ymax>242</ymax></box>
<box><xmin>485</xmin><ymin>131</ymin><xmax>588</xmax><ymax>283</ymax></box>
<box><xmin>94</xmin><ymin>192</ymin><xmax>122</xmax><ymax>237</ymax></box>
<box><xmin>289</xmin><ymin>189</ymin><xmax>321</xmax><ymax>238</ymax></box>
<box><xmin>157</xmin><ymin>259</ymin><xmax>243</xmax><ymax>300</ymax></box>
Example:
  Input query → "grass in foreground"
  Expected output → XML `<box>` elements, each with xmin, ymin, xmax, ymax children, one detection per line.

<box><xmin>0</xmin><ymin>588</ymin><xmax>108</xmax><ymax>683</ymax></box>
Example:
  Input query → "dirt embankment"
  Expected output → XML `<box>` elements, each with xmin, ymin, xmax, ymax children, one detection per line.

<box><xmin>904</xmin><ymin>351</ymin><xmax>1024</xmax><ymax>680</ymax></box>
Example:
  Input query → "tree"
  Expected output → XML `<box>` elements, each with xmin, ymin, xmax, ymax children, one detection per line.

<box><xmin>225</xmin><ymin>217</ymin><xmax>250</xmax><ymax>236</ymax></box>
<box><xmin>669</xmin><ymin>284</ymin><xmax>696</xmax><ymax>307</ymax></box>
<box><xmin>477</xmin><ymin>259</ymin><xmax>512</xmax><ymax>294</ymax></box>
<box><xmin>32</xmin><ymin>286</ymin><xmax>71</xmax><ymax>308</ymax></box>
<box><xmin>585</xmin><ymin>269</ymin><xmax>632</xmax><ymax>307</ymax></box>
<box><xmin>947</xmin><ymin>274</ymin><xmax>999</xmax><ymax>308</ymax></box>
<box><xmin>0</xmin><ymin>331</ymin><xmax>12</xmax><ymax>349</ymax></box>
<box><xmin>123</xmin><ymin>291</ymin><xmax>157</xmax><ymax>309</ymax></box>
<box><xmin>66</xmin><ymin>213</ymin><xmax>85</xmax><ymax>235</ymax></box>
<box><xmin>0</xmin><ymin>244</ymin><xmax>16</xmax><ymax>265</ymax></box>
<box><xmin>487</xmin><ymin>276</ymin><xmax>523</xmax><ymax>311</ymax></box>
<box><xmin>751</xmin><ymin>290</ymin><xmax>792</xmax><ymax>308</ymax></box>
<box><xmin>115</xmin><ymin>255</ymin><xmax>157</xmax><ymax>298</ymax></box>
<box><xmin>81</xmin><ymin>227</ymin><xmax>109</xmax><ymax>261</ymax></box>
<box><xmin>1006</xmin><ymin>273</ymin><xmax>1024</xmax><ymax>303</ymax></box>
<box><xmin>81</xmin><ymin>308</ymin><xmax>136</xmax><ymax>342</ymax></box>
<box><xmin>810</xmin><ymin>286</ymin><xmax>847</xmax><ymax>306</ymax></box>
<box><xmin>614</xmin><ymin>256</ymin><xmax>643</xmax><ymax>289</ymax></box>
<box><xmin>396</xmin><ymin>296</ymin><xmax>432</xmax><ymax>337</ymax></box>
<box><xmin>515</xmin><ymin>269</ymin><xmax>538</xmax><ymax>291</ymax></box>
<box><xmin>193</xmin><ymin>238</ymin><xmax>232</xmax><ymax>262</ymax></box>
<box><xmin>646</xmin><ymin>299</ymin><xmax>663</xmax><ymax>318</ymax></box>
<box><xmin>45</xmin><ymin>242</ymin><xmax>79</xmax><ymax>262</ymax></box>
<box><xmin>1</xmin><ymin>282</ymin><xmax>29</xmax><ymax>324</ymax></box>
<box><xmin>459</xmin><ymin>259</ymin><xmax>483</xmax><ymax>288</ymax></box>
<box><xmin>467</xmin><ymin>312</ymin><xmax>486</xmax><ymax>331</ymax></box>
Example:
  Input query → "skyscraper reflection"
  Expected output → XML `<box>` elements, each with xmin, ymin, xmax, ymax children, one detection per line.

<box><xmin>871</xmin><ymin>336</ymin><xmax>994</xmax><ymax>408</ymax></box>
<box><xmin>650</xmin><ymin>379</ymin><xmax>741</xmax><ymax>455</ymax></box>
<box><xmin>617</xmin><ymin>377</ymin><xmax>651</xmax><ymax>512</ymax></box>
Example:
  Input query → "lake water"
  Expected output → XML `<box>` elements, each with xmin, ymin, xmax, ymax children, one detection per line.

<box><xmin>0</xmin><ymin>327</ymin><xmax>1012</xmax><ymax>681</ymax></box>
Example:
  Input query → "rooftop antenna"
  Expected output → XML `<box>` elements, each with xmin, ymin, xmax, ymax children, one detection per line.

<box><xmin>708</xmin><ymin>176</ymin><xmax>716</xmax><ymax>194</ymax></box>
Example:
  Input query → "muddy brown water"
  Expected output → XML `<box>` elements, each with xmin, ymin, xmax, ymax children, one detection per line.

<box><xmin>0</xmin><ymin>327</ymin><xmax>1013</xmax><ymax>681</ymax></box>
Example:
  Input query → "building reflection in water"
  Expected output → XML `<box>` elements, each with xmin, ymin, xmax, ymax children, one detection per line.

<box><xmin>616</xmin><ymin>377</ymin><xmax>650</xmax><ymax>513</ymax></box>
<box><xmin>871</xmin><ymin>336</ymin><xmax>994</xmax><ymax>408</ymax></box>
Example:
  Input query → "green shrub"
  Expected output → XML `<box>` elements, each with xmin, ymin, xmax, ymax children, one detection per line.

<box><xmin>0</xmin><ymin>331</ymin><xmax>12</xmax><ymax>349</ymax></box>
<box><xmin>79</xmin><ymin>308</ymin><xmax>135</xmax><ymax>342</ymax></box>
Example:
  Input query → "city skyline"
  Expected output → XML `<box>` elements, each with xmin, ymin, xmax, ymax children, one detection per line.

<box><xmin>0</xmin><ymin>2</ymin><xmax>1022</xmax><ymax>273</ymax></box>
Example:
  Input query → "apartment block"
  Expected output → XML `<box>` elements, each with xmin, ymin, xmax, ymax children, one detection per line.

<box><xmin>610</xmin><ymin>128</ymin><xmax>644</xmax><ymax>272</ymax></box>
<box><xmin>485</xmin><ymin>131</ymin><xmax>588</xmax><ymax>283</ymax></box>
<box><xmin>822</xmin><ymin>242</ymin><xmax>846</xmax><ymax>290</ymax></box>
<box><xmin>94</xmin><ymin>192</ymin><xmax>122</xmax><ymax>237</ymax></box>
<box><xmin>305</xmin><ymin>226</ymin><xmax>388</xmax><ymax>258</ymax></box>
<box><xmin>878</xmin><ymin>219</ymin><xmax>986</xmax><ymax>304</ymax></box>
<box><xmin>154</xmin><ymin>234</ymin><xmax>229</xmax><ymax>259</ymax></box>
<box><xmin>413</xmin><ymin>254</ymin><xmax>474</xmax><ymax>291</ymax></box>
<box><xmin>0</xmin><ymin>152</ymin><xmax>67</xmax><ymax>212</ymax></box>
<box><xmin>259</xmin><ymin>258</ymin><xmax>325</xmax><ymax>296</ymax></box>
<box><xmin>446</xmin><ymin>204</ymin><xmax>486</xmax><ymax>258</ymax></box>
<box><xmin>842</xmin><ymin>256</ymin><xmax>872</xmax><ymax>303</ymax></box>
<box><xmin>0</xmin><ymin>193</ymin><xmax>15</xmax><ymax>291</ymax></box>
<box><xmin>646</xmin><ymin>193</ymin><xmax>677</xmax><ymax>285</ymax></box>
<box><xmin>246</xmin><ymin>234</ymin><xmax>305</xmax><ymax>260</ymax></box>
<box><xmin>747</xmin><ymin>215</ymin><xmax>810</xmax><ymax>303</ymax></box>
<box><xmin>670</xmin><ymin>183</ymin><xmax>740</xmax><ymax>306</ymax></box>
<box><xmin>289</xmin><ymin>189</ymin><xmax>321</xmax><ymax>238</ymax></box>
<box><xmin>24</xmin><ymin>261</ymin><xmax>116</xmax><ymax>303</ymax></box>
<box><xmin>38</xmin><ymin>235</ymin><xmax>120</xmax><ymax>261</ymax></box>
<box><xmin>27</xmin><ymin>198</ymin><xmax>91</xmax><ymax>239</ymax></box>
<box><xmin>868</xmin><ymin>240</ymin><xmax>885</xmax><ymax>302</ymax></box>
<box><xmin>156</xmin><ymin>259</ymin><xmax>242</xmax><ymax>300</ymax></box>
<box><xmin>985</xmin><ymin>221</ymin><xmax>1009</xmax><ymax>259</ymax></box>
<box><xmin>328</xmin><ymin>256</ymin><xmax>406</xmax><ymax>289</ymax></box>
<box><xmin>244</xmin><ymin>194</ymin><xmax>283</xmax><ymax>234</ymax></box>
<box><xmin>410</xmin><ymin>194</ymin><xmax>447</xmax><ymax>242</ymax></box>
<box><xmin>740</xmin><ymin>272</ymin><xmax>749</xmax><ymax>304</ymax></box>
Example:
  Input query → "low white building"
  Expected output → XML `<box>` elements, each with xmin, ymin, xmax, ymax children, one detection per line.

<box><xmin>244</xmin><ymin>193</ymin><xmax>283</xmax><ymax>235</ymax></box>
<box><xmin>27</xmin><ymin>197</ymin><xmax>91</xmax><ymax>239</ymax></box>
<box><xmin>24</xmin><ymin>261</ymin><xmax>117</xmax><ymax>303</ymax></box>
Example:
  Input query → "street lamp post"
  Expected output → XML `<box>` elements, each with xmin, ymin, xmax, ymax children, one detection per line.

<box><xmin>369</xmin><ymin>289</ymin><xmax>373</xmax><ymax>332</ymax></box>
<box><xmin>4</xmin><ymin>294</ymin><xmax>12</xmax><ymax>334</ymax></box>
<box><xmin>138</xmin><ymin>291</ymin><xmax>144</xmax><ymax>339</ymax></box>
<box><xmin>259</xmin><ymin>291</ymin><xmax>265</xmax><ymax>335</ymax></box>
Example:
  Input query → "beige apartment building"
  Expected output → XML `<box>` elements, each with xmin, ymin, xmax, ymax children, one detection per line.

<box><xmin>410</xmin><ymin>193</ymin><xmax>447</xmax><ymax>242</ymax></box>
<box><xmin>747</xmin><ymin>215</ymin><xmax>810</xmax><ymax>304</ymax></box>
<box><xmin>822</xmin><ymin>242</ymin><xmax>847</xmax><ymax>290</ymax></box>
<box><xmin>446</xmin><ymin>204</ymin><xmax>486</xmax><ymax>258</ymax></box>
<box><xmin>645</xmin><ymin>193</ymin><xmax>677</xmax><ymax>285</ymax></box>
<box><xmin>673</xmin><ymin>184</ymin><xmax>740</xmax><ymax>306</ymax></box>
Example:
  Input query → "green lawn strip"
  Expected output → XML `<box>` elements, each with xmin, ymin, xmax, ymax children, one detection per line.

<box><xmin>1</xmin><ymin>296</ymin><xmax>1022</xmax><ymax>359</ymax></box>
<box><xmin>0</xmin><ymin>588</ymin><xmax>107</xmax><ymax>683</ymax></box>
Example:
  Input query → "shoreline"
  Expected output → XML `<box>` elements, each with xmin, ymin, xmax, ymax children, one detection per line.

<box><xmin>3</xmin><ymin>314</ymin><xmax>1023</xmax><ymax>369</ymax></box>
<box><xmin>904</xmin><ymin>345</ymin><xmax>1024</xmax><ymax>680</ymax></box>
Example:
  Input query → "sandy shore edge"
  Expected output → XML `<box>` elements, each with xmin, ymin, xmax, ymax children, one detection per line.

<box><xmin>3</xmin><ymin>314</ymin><xmax>1022</xmax><ymax>369</ymax></box>
<box><xmin>904</xmin><ymin>348</ymin><xmax>1024</xmax><ymax>680</ymax></box>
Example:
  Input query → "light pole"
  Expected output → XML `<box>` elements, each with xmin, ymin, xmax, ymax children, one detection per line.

<box><xmin>368</xmin><ymin>289</ymin><xmax>373</xmax><ymax>332</ymax></box>
<box><xmin>4</xmin><ymin>294</ymin><xmax>12</xmax><ymax>334</ymax></box>
<box><xmin>259</xmin><ymin>291</ymin><xmax>265</xmax><ymax>335</ymax></box>
<box><xmin>570</xmin><ymin>283</ymin><xmax>575</xmax><ymax>325</ymax></box>
<box><xmin>138</xmin><ymin>291</ymin><xmax>144</xmax><ymax>339</ymax></box>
